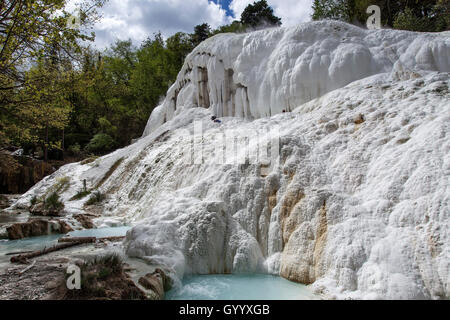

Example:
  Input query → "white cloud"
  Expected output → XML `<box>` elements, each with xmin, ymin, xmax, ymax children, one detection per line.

<box><xmin>70</xmin><ymin>0</ymin><xmax>232</xmax><ymax>48</ymax></box>
<box><xmin>230</xmin><ymin>0</ymin><xmax>313</xmax><ymax>27</ymax></box>
<box><xmin>67</xmin><ymin>0</ymin><xmax>314</xmax><ymax>49</ymax></box>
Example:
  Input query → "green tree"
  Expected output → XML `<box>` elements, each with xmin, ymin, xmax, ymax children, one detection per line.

<box><xmin>0</xmin><ymin>0</ymin><xmax>105</xmax><ymax>89</ymax></box>
<box><xmin>311</xmin><ymin>0</ymin><xmax>449</xmax><ymax>31</ymax></box>
<box><xmin>212</xmin><ymin>21</ymin><xmax>248</xmax><ymax>35</ymax></box>
<box><xmin>0</xmin><ymin>0</ymin><xmax>106</xmax><ymax>148</ymax></box>
<box><xmin>240</xmin><ymin>0</ymin><xmax>282</xmax><ymax>27</ymax></box>
<box><xmin>311</xmin><ymin>0</ymin><xmax>358</xmax><ymax>23</ymax></box>
<box><xmin>191</xmin><ymin>23</ymin><xmax>212</xmax><ymax>46</ymax></box>
<box><xmin>434</xmin><ymin>0</ymin><xmax>450</xmax><ymax>31</ymax></box>
<box><xmin>393</xmin><ymin>7</ymin><xmax>431</xmax><ymax>32</ymax></box>
<box><xmin>10</xmin><ymin>60</ymin><xmax>73</xmax><ymax>161</ymax></box>
<box><xmin>85</xmin><ymin>133</ymin><xmax>116</xmax><ymax>154</ymax></box>
<box><xmin>166</xmin><ymin>32</ymin><xmax>195</xmax><ymax>71</ymax></box>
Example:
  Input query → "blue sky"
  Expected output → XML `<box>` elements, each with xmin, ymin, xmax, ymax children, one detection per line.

<box><xmin>213</xmin><ymin>0</ymin><xmax>234</xmax><ymax>17</ymax></box>
<box><xmin>71</xmin><ymin>0</ymin><xmax>313</xmax><ymax>48</ymax></box>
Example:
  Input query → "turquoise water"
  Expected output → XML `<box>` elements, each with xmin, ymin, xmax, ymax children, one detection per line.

<box><xmin>67</xmin><ymin>226</ymin><xmax>130</xmax><ymax>238</ymax></box>
<box><xmin>0</xmin><ymin>226</ymin><xmax>131</xmax><ymax>263</ymax></box>
<box><xmin>0</xmin><ymin>234</ymin><xmax>61</xmax><ymax>255</ymax></box>
<box><xmin>166</xmin><ymin>274</ymin><xmax>317</xmax><ymax>300</ymax></box>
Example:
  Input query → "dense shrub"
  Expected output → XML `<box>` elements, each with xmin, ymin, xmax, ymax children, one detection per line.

<box><xmin>85</xmin><ymin>134</ymin><xmax>116</xmax><ymax>154</ymax></box>
<box><xmin>85</xmin><ymin>191</ymin><xmax>105</xmax><ymax>206</ymax></box>
<box><xmin>70</xmin><ymin>190</ymin><xmax>91</xmax><ymax>201</ymax></box>
<box><xmin>393</xmin><ymin>8</ymin><xmax>431</xmax><ymax>32</ymax></box>
<box><xmin>44</xmin><ymin>192</ymin><xmax>64</xmax><ymax>211</ymax></box>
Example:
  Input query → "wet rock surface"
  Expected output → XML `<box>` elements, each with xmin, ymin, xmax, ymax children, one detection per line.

<box><xmin>138</xmin><ymin>268</ymin><xmax>173</xmax><ymax>300</ymax></box>
<box><xmin>73</xmin><ymin>214</ymin><xmax>95</xmax><ymax>229</ymax></box>
<box><xmin>6</xmin><ymin>219</ymin><xmax>73</xmax><ymax>240</ymax></box>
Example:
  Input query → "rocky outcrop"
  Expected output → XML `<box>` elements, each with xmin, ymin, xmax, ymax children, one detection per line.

<box><xmin>143</xmin><ymin>21</ymin><xmax>450</xmax><ymax>137</ymax></box>
<box><xmin>60</xmin><ymin>255</ymin><xmax>148</xmax><ymax>300</ymax></box>
<box><xmin>6</xmin><ymin>219</ymin><xmax>73</xmax><ymax>240</ymax></box>
<box><xmin>73</xmin><ymin>214</ymin><xmax>95</xmax><ymax>229</ymax></box>
<box><xmin>58</xmin><ymin>221</ymin><xmax>74</xmax><ymax>234</ymax></box>
<box><xmin>280</xmin><ymin>198</ymin><xmax>329</xmax><ymax>285</ymax></box>
<box><xmin>138</xmin><ymin>268</ymin><xmax>172</xmax><ymax>300</ymax></box>
<box><xmin>29</xmin><ymin>203</ymin><xmax>63</xmax><ymax>217</ymax></box>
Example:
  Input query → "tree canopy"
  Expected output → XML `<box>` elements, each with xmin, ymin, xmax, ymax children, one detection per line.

<box><xmin>2</xmin><ymin>0</ymin><xmax>448</xmax><ymax>165</ymax></box>
<box><xmin>241</xmin><ymin>0</ymin><xmax>282</xmax><ymax>27</ymax></box>
<box><xmin>311</xmin><ymin>0</ymin><xmax>449</xmax><ymax>31</ymax></box>
<box><xmin>0</xmin><ymin>0</ymin><xmax>106</xmax><ymax>159</ymax></box>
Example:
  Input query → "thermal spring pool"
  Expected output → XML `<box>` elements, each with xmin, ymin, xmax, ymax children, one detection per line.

<box><xmin>166</xmin><ymin>274</ymin><xmax>319</xmax><ymax>300</ymax></box>
<box><xmin>0</xmin><ymin>226</ymin><xmax>131</xmax><ymax>264</ymax></box>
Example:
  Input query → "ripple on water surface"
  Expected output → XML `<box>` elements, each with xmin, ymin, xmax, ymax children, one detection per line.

<box><xmin>166</xmin><ymin>274</ymin><xmax>317</xmax><ymax>300</ymax></box>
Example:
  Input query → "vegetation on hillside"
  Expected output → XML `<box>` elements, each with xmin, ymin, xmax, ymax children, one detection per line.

<box><xmin>312</xmin><ymin>0</ymin><xmax>449</xmax><ymax>31</ymax></box>
<box><xmin>1</xmin><ymin>0</ymin><xmax>448</xmax><ymax>168</ymax></box>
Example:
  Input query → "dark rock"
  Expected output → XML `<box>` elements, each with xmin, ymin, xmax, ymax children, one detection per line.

<box><xmin>154</xmin><ymin>268</ymin><xmax>173</xmax><ymax>291</ymax></box>
<box><xmin>138</xmin><ymin>271</ymin><xmax>165</xmax><ymax>299</ymax></box>
<box><xmin>354</xmin><ymin>113</ymin><xmax>365</xmax><ymax>125</ymax></box>
<box><xmin>59</xmin><ymin>221</ymin><xmax>74</xmax><ymax>234</ymax></box>
<box><xmin>57</xmin><ymin>257</ymin><xmax>147</xmax><ymax>300</ymax></box>
<box><xmin>30</xmin><ymin>202</ymin><xmax>63</xmax><ymax>217</ymax></box>
<box><xmin>30</xmin><ymin>203</ymin><xmax>45</xmax><ymax>215</ymax></box>
<box><xmin>73</xmin><ymin>214</ymin><xmax>95</xmax><ymax>229</ymax></box>
<box><xmin>7</xmin><ymin>220</ymin><xmax>50</xmax><ymax>240</ymax></box>
<box><xmin>138</xmin><ymin>268</ymin><xmax>173</xmax><ymax>299</ymax></box>
<box><xmin>325</xmin><ymin>122</ymin><xmax>338</xmax><ymax>133</ymax></box>
<box><xmin>6</xmin><ymin>219</ymin><xmax>73</xmax><ymax>240</ymax></box>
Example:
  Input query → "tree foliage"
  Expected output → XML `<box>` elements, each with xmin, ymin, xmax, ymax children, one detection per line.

<box><xmin>0</xmin><ymin>0</ymin><xmax>106</xmax><ymax>154</ymax></box>
<box><xmin>241</xmin><ymin>0</ymin><xmax>282</xmax><ymax>27</ymax></box>
<box><xmin>0</xmin><ymin>0</ymin><xmax>105</xmax><ymax>85</ymax></box>
<box><xmin>311</xmin><ymin>0</ymin><xmax>449</xmax><ymax>31</ymax></box>
<box><xmin>191</xmin><ymin>23</ymin><xmax>212</xmax><ymax>47</ymax></box>
<box><xmin>4</xmin><ymin>0</ymin><xmax>447</xmax><ymax>166</ymax></box>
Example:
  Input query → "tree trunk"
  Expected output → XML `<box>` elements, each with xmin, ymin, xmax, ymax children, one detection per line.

<box><xmin>44</xmin><ymin>124</ymin><xmax>48</xmax><ymax>162</ymax></box>
<box><xmin>387</xmin><ymin>0</ymin><xmax>392</xmax><ymax>27</ymax></box>
<box><xmin>62</xmin><ymin>128</ymin><xmax>65</xmax><ymax>161</ymax></box>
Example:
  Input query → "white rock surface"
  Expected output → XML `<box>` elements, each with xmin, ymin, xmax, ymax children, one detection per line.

<box><xmin>10</xmin><ymin>21</ymin><xmax>449</xmax><ymax>299</ymax></box>
<box><xmin>143</xmin><ymin>20</ymin><xmax>450</xmax><ymax>136</ymax></box>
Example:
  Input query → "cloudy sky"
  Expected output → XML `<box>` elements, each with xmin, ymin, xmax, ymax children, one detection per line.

<box><xmin>72</xmin><ymin>0</ymin><xmax>313</xmax><ymax>48</ymax></box>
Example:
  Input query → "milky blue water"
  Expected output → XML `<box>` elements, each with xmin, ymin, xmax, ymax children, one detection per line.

<box><xmin>67</xmin><ymin>226</ymin><xmax>131</xmax><ymax>238</ymax></box>
<box><xmin>0</xmin><ymin>226</ymin><xmax>131</xmax><ymax>263</ymax></box>
<box><xmin>166</xmin><ymin>274</ymin><xmax>317</xmax><ymax>300</ymax></box>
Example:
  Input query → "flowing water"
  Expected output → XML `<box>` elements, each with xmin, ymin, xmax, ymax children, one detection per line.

<box><xmin>166</xmin><ymin>274</ymin><xmax>318</xmax><ymax>300</ymax></box>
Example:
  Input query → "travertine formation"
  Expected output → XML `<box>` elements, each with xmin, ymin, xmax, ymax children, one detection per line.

<box><xmin>11</xmin><ymin>21</ymin><xmax>450</xmax><ymax>299</ymax></box>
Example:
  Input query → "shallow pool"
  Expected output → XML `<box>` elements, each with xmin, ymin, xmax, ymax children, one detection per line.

<box><xmin>166</xmin><ymin>274</ymin><xmax>317</xmax><ymax>300</ymax></box>
<box><xmin>0</xmin><ymin>226</ymin><xmax>131</xmax><ymax>264</ymax></box>
<box><xmin>67</xmin><ymin>226</ymin><xmax>131</xmax><ymax>238</ymax></box>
